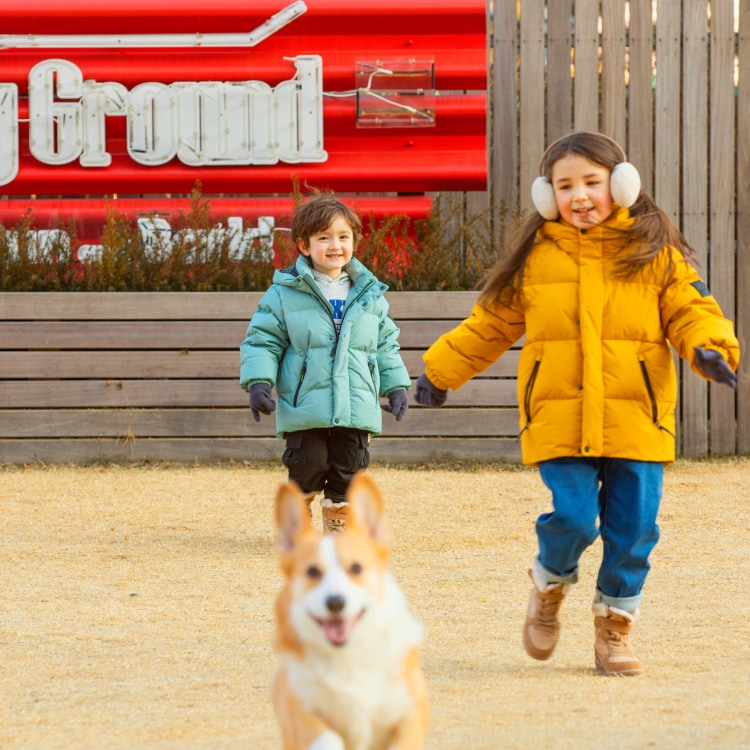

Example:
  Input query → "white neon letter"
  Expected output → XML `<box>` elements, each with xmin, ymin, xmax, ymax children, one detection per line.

<box><xmin>275</xmin><ymin>55</ymin><xmax>326</xmax><ymax>163</ymax></box>
<box><xmin>28</xmin><ymin>59</ymin><xmax>83</xmax><ymax>165</ymax></box>
<box><xmin>80</xmin><ymin>81</ymin><xmax>128</xmax><ymax>167</ymax></box>
<box><xmin>0</xmin><ymin>84</ymin><xmax>19</xmax><ymax>186</ymax></box>
<box><xmin>127</xmin><ymin>83</ymin><xmax>177</xmax><ymax>165</ymax></box>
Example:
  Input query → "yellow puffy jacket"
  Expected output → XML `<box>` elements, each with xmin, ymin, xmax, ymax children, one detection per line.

<box><xmin>423</xmin><ymin>209</ymin><xmax>740</xmax><ymax>465</ymax></box>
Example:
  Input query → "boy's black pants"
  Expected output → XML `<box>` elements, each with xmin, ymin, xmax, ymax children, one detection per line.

<box><xmin>282</xmin><ymin>427</ymin><xmax>370</xmax><ymax>503</ymax></box>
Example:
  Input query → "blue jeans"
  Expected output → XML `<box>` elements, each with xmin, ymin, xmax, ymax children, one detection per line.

<box><xmin>535</xmin><ymin>457</ymin><xmax>663</xmax><ymax>611</ymax></box>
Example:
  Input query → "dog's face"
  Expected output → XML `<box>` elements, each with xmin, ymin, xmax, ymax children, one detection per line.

<box><xmin>275</xmin><ymin>473</ymin><xmax>390</xmax><ymax>650</ymax></box>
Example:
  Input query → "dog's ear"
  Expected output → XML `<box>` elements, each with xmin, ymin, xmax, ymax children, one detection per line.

<box><xmin>346</xmin><ymin>472</ymin><xmax>389</xmax><ymax>544</ymax></box>
<box><xmin>275</xmin><ymin>481</ymin><xmax>313</xmax><ymax>552</ymax></box>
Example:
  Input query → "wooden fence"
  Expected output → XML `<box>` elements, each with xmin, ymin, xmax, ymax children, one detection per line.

<box><xmin>0</xmin><ymin>292</ymin><xmax>523</xmax><ymax>464</ymax></box>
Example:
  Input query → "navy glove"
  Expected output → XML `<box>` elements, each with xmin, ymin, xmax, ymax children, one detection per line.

<box><xmin>695</xmin><ymin>347</ymin><xmax>737</xmax><ymax>388</ymax></box>
<box><xmin>249</xmin><ymin>383</ymin><xmax>276</xmax><ymax>422</ymax></box>
<box><xmin>382</xmin><ymin>389</ymin><xmax>409</xmax><ymax>421</ymax></box>
<box><xmin>414</xmin><ymin>373</ymin><xmax>448</xmax><ymax>407</ymax></box>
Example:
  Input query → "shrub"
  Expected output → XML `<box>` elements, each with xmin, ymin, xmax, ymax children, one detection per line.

<box><xmin>0</xmin><ymin>186</ymin><xmax>506</xmax><ymax>292</ymax></box>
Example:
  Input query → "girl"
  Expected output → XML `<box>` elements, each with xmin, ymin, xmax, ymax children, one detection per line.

<box><xmin>415</xmin><ymin>131</ymin><xmax>740</xmax><ymax>675</ymax></box>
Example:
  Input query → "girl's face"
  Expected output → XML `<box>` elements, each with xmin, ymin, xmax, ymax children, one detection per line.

<box><xmin>551</xmin><ymin>153</ymin><xmax>614</xmax><ymax>229</ymax></box>
<box><xmin>297</xmin><ymin>214</ymin><xmax>355</xmax><ymax>278</ymax></box>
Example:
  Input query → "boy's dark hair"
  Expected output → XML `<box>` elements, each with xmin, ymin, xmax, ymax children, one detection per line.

<box><xmin>291</xmin><ymin>190</ymin><xmax>362</xmax><ymax>250</ymax></box>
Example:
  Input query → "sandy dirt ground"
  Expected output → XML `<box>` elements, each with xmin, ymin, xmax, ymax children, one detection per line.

<box><xmin>1</xmin><ymin>458</ymin><xmax>749</xmax><ymax>750</ymax></box>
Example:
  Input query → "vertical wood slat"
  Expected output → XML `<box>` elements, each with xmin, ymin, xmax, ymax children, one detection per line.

<box><xmin>573</xmin><ymin>0</ymin><xmax>600</xmax><ymax>131</ymax></box>
<box><xmin>519</xmin><ymin>0</ymin><xmax>546</xmax><ymax>214</ymax></box>
<box><xmin>601</xmin><ymin>0</ymin><xmax>627</xmax><ymax>145</ymax></box>
<box><xmin>627</xmin><ymin>0</ymin><xmax>655</xmax><ymax>192</ymax></box>
<box><xmin>547</xmin><ymin>2</ymin><xmax>574</xmax><ymax>140</ymax></box>
<box><xmin>738</xmin><ymin>0</ymin><xmax>750</xmax><ymax>454</ymax></box>
<box><xmin>709</xmin><ymin>0</ymin><xmax>738</xmax><ymax>455</ymax></box>
<box><xmin>653</xmin><ymin>2</ymin><xmax>681</xmax><ymax>224</ymax></box>
<box><xmin>491</xmin><ymin>0</ymin><xmax>519</xmax><ymax>226</ymax></box>
<box><xmin>680</xmin><ymin>1</ymin><xmax>710</xmax><ymax>458</ymax></box>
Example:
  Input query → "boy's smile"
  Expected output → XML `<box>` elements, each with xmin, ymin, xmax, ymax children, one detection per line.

<box><xmin>297</xmin><ymin>215</ymin><xmax>355</xmax><ymax>278</ymax></box>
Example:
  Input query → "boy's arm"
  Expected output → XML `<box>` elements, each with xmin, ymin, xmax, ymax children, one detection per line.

<box><xmin>239</xmin><ymin>290</ymin><xmax>290</xmax><ymax>390</ymax></box>
<box><xmin>376</xmin><ymin>305</ymin><xmax>412</xmax><ymax>396</ymax></box>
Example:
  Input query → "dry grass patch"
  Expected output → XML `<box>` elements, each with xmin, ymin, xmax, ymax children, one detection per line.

<box><xmin>1</xmin><ymin>459</ymin><xmax>748</xmax><ymax>749</ymax></box>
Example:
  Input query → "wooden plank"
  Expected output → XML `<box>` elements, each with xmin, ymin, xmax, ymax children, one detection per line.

<box><xmin>573</xmin><ymin>0</ymin><xmax>600</xmax><ymax>131</ymax></box>
<box><xmin>0</xmin><ymin>319</ymin><xmax>482</xmax><ymax>351</ymax></box>
<box><xmin>0</xmin><ymin>348</ymin><xmax>521</xmax><ymax>379</ymax></box>
<box><xmin>0</xmin><ymin>350</ymin><xmax>239</xmax><ymax>378</ymax></box>
<box><xmin>708</xmin><ymin>0</ymin><xmax>738</xmax><ymax>455</ymax></box>
<box><xmin>0</xmin><ymin>378</ymin><xmax>520</xmax><ymax>408</ymax></box>
<box><xmin>0</xmin><ymin>291</ymin><xmax>480</xmax><ymax>322</ymax></box>
<box><xmin>0</xmin><ymin>437</ymin><xmax>285</xmax><ymax>464</ymax></box>
<box><xmin>546</xmin><ymin>1</ymin><xmax>573</xmax><ymax>139</ymax></box>
<box><xmin>627</xmin><ymin>0</ymin><xmax>655</xmax><ymax>191</ymax></box>
<box><xmin>680</xmin><ymin>1</ymin><xmax>709</xmax><ymax>458</ymax></box>
<box><xmin>0</xmin><ymin>407</ymin><xmax>521</xmax><ymax>439</ymax></box>
<box><xmin>0</xmin><ymin>437</ymin><xmax>523</xmax><ymax>464</ymax></box>
<box><xmin>738</xmin><ymin>0</ymin><xmax>750</xmax><ymax>454</ymax></box>
<box><xmin>0</xmin><ymin>320</ymin><xmax>250</xmax><ymax>350</ymax></box>
<box><xmin>601</xmin><ymin>0</ymin><xmax>627</xmax><ymax>146</ymax></box>
<box><xmin>0</xmin><ymin>291</ymin><xmax>262</xmax><ymax>321</ymax></box>
<box><xmin>519</xmin><ymin>0</ymin><xmax>546</xmax><ymax>214</ymax></box>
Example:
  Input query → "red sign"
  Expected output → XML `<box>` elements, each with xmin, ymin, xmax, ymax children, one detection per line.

<box><xmin>0</xmin><ymin>0</ymin><xmax>486</xmax><ymax>249</ymax></box>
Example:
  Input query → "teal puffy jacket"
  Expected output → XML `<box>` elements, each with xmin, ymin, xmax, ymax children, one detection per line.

<box><xmin>240</xmin><ymin>256</ymin><xmax>411</xmax><ymax>437</ymax></box>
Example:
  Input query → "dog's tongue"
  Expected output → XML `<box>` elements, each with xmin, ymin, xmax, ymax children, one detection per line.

<box><xmin>321</xmin><ymin>617</ymin><xmax>357</xmax><ymax>646</ymax></box>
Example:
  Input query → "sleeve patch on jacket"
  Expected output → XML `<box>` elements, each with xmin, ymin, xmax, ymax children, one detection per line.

<box><xmin>691</xmin><ymin>280</ymin><xmax>711</xmax><ymax>297</ymax></box>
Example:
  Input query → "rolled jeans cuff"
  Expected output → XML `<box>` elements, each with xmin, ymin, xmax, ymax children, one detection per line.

<box><xmin>533</xmin><ymin>557</ymin><xmax>578</xmax><ymax>589</ymax></box>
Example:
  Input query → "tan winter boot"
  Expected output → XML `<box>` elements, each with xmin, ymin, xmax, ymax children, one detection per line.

<box><xmin>523</xmin><ymin>569</ymin><xmax>571</xmax><ymax>660</ymax></box>
<box><xmin>320</xmin><ymin>498</ymin><xmax>349</xmax><ymax>534</ymax></box>
<box><xmin>593</xmin><ymin>602</ymin><xmax>645</xmax><ymax>676</ymax></box>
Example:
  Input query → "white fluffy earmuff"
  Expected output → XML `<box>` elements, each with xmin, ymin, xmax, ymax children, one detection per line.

<box><xmin>531</xmin><ymin>176</ymin><xmax>559</xmax><ymax>220</ymax></box>
<box><xmin>608</xmin><ymin>161</ymin><xmax>641</xmax><ymax>210</ymax></box>
<box><xmin>530</xmin><ymin>133</ymin><xmax>642</xmax><ymax>220</ymax></box>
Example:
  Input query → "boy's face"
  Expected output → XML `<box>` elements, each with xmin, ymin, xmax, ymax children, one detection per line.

<box><xmin>296</xmin><ymin>215</ymin><xmax>356</xmax><ymax>279</ymax></box>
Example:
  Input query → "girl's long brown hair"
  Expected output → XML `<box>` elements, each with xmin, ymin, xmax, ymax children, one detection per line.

<box><xmin>479</xmin><ymin>131</ymin><xmax>697</xmax><ymax>308</ymax></box>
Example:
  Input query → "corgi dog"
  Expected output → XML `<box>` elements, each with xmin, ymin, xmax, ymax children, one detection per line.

<box><xmin>272</xmin><ymin>471</ymin><xmax>429</xmax><ymax>750</ymax></box>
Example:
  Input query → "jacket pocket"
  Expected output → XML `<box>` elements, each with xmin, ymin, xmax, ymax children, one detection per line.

<box><xmin>639</xmin><ymin>359</ymin><xmax>675</xmax><ymax>438</ymax></box>
<box><xmin>519</xmin><ymin>359</ymin><xmax>541</xmax><ymax>436</ymax></box>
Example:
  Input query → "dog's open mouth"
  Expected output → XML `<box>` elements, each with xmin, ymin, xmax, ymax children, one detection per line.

<box><xmin>314</xmin><ymin>610</ymin><xmax>365</xmax><ymax>646</ymax></box>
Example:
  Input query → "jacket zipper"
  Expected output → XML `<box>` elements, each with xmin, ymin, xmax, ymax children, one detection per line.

<box><xmin>293</xmin><ymin>361</ymin><xmax>307</xmax><ymax>407</ymax></box>
<box><xmin>519</xmin><ymin>360</ymin><xmax>541</xmax><ymax>436</ymax></box>
<box><xmin>639</xmin><ymin>360</ymin><xmax>676</xmax><ymax>438</ymax></box>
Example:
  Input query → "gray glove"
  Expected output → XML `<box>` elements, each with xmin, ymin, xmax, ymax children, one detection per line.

<box><xmin>382</xmin><ymin>390</ymin><xmax>409</xmax><ymax>421</ymax></box>
<box><xmin>249</xmin><ymin>383</ymin><xmax>276</xmax><ymax>422</ymax></box>
<box><xmin>695</xmin><ymin>347</ymin><xmax>736</xmax><ymax>388</ymax></box>
<box><xmin>414</xmin><ymin>373</ymin><xmax>448</xmax><ymax>407</ymax></box>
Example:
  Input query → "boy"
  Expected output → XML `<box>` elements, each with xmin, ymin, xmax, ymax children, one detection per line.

<box><xmin>240</xmin><ymin>191</ymin><xmax>411</xmax><ymax>533</ymax></box>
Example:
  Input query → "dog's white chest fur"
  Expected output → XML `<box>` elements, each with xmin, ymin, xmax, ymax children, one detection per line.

<box><xmin>285</xmin><ymin>571</ymin><xmax>423</xmax><ymax>750</ymax></box>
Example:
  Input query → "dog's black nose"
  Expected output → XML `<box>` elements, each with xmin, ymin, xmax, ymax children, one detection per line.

<box><xmin>326</xmin><ymin>594</ymin><xmax>346</xmax><ymax>613</ymax></box>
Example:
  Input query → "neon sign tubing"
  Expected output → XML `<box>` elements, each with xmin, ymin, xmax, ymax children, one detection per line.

<box><xmin>0</xmin><ymin>0</ymin><xmax>306</xmax><ymax>48</ymax></box>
